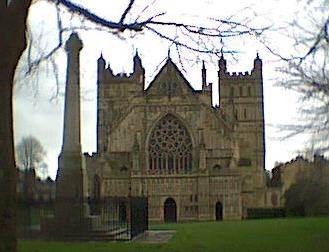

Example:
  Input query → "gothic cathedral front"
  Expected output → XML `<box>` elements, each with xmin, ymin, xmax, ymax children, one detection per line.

<box><xmin>85</xmin><ymin>52</ymin><xmax>267</xmax><ymax>223</ymax></box>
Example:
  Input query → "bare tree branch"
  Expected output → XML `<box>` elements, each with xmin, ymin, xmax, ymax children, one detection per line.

<box><xmin>23</xmin><ymin>0</ymin><xmax>267</xmax><ymax>82</ymax></box>
<box><xmin>146</xmin><ymin>25</ymin><xmax>239</xmax><ymax>54</ymax></box>
<box><xmin>264</xmin><ymin>0</ymin><xmax>329</xmax><ymax>150</ymax></box>
<box><xmin>119</xmin><ymin>0</ymin><xmax>135</xmax><ymax>24</ymax></box>
<box><xmin>52</xmin><ymin>0</ymin><xmax>143</xmax><ymax>31</ymax></box>
<box><xmin>134</xmin><ymin>0</ymin><xmax>159</xmax><ymax>22</ymax></box>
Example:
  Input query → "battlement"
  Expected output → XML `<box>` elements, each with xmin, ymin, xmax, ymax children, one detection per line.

<box><xmin>228</xmin><ymin>71</ymin><xmax>251</xmax><ymax>77</ymax></box>
<box><xmin>218</xmin><ymin>54</ymin><xmax>262</xmax><ymax>81</ymax></box>
<box><xmin>104</xmin><ymin>69</ymin><xmax>137</xmax><ymax>83</ymax></box>
<box><xmin>83</xmin><ymin>152</ymin><xmax>99</xmax><ymax>158</ymax></box>
<box><xmin>219</xmin><ymin>70</ymin><xmax>261</xmax><ymax>81</ymax></box>
<box><xmin>97</xmin><ymin>52</ymin><xmax>145</xmax><ymax>85</ymax></box>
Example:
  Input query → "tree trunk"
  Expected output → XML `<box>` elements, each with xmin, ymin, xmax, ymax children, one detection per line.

<box><xmin>0</xmin><ymin>1</ymin><xmax>32</xmax><ymax>252</ymax></box>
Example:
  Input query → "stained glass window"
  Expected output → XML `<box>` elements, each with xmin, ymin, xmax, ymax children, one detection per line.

<box><xmin>148</xmin><ymin>114</ymin><xmax>193</xmax><ymax>174</ymax></box>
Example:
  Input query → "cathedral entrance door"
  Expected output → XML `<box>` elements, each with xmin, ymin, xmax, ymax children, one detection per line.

<box><xmin>164</xmin><ymin>198</ymin><xmax>177</xmax><ymax>222</ymax></box>
<box><xmin>215</xmin><ymin>201</ymin><xmax>223</xmax><ymax>221</ymax></box>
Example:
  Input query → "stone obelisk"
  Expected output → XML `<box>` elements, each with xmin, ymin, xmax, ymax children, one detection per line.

<box><xmin>55</xmin><ymin>33</ymin><xmax>90</xmax><ymax>237</ymax></box>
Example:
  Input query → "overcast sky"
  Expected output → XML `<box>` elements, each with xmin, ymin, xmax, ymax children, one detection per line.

<box><xmin>13</xmin><ymin>0</ymin><xmax>309</xmax><ymax>179</ymax></box>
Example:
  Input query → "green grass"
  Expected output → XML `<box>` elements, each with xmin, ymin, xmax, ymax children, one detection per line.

<box><xmin>19</xmin><ymin>217</ymin><xmax>329</xmax><ymax>252</ymax></box>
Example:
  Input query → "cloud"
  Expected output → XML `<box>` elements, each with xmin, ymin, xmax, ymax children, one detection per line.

<box><xmin>13</xmin><ymin>0</ymin><xmax>305</xmax><ymax>180</ymax></box>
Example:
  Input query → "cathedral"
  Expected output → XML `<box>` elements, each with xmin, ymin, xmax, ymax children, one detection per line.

<box><xmin>85</xmin><ymin>52</ymin><xmax>267</xmax><ymax>223</ymax></box>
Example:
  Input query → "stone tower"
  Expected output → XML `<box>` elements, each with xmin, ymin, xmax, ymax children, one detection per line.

<box><xmin>54</xmin><ymin>33</ymin><xmax>90</xmax><ymax>235</ymax></box>
<box><xmin>218</xmin><ymin>54</ymin><xmax>266</xmax><ymax>211</ymax></box>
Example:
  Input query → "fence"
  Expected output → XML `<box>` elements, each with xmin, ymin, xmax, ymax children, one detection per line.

<box><xmin>130</xmin><ymin>197</ymin><xmax>148</xmax><ymax>238</ymax></box>
<box><xmin>17</xmin><ymin>196</ymin><xmax>148</xmax><ymax>241</ymax></box>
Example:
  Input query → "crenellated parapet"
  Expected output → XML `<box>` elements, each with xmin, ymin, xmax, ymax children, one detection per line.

<box><xmin>218</xmin><ymin>55</ymin><xmax>262</xmax><ymax>81</ymax></box>
<box><xmin>222</xmin><ymin>71</ymin><xmax>253</xmax><ymax>78</ymax></box>
<box><xmin>105</xmin><ymin>71</ymin><xmax>137</xmax><ymax>83</ymax></box>
<box><xmin>97</xmin><ymin>51</ymin><xmax>145</xmax><ymax>86</ymax></box>
<box><xmin>218</xmin><ymin>54</ymin><xmax>264</xmax><ymax>100</ymax></box>
<box><xmin>98</xmin><ymin>65</ymin><xmax>140</xmax><ymax>84</ymax></box>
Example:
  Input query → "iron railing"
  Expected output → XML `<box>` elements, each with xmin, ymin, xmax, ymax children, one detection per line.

<box><xmin>17</xmin><ymin>196</ymin><xmax>148</xmax><ymax>241</ymax></box>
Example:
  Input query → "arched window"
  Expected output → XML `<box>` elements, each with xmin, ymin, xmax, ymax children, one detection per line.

<box><xmin>234</xmin><ymin>109</ymin><xmax>238</xmax><ymax>120</ymax></box>
<box><xmin>213</xmin><ymin>164</ymin><xmax>222</xmax><ymax>171</ymax></box>
<box><xmin>148</xmin><ymin>114</ymin><xmax>193</xmax><ymax>174</ymax></box>
<box><xmin>230</xmin><ymin>87</ymin><xmax>234</xmax><ymax>97</ymax></box>
<box><xmin>120</xmin><ymin>166</ymin><xmax>128</xmax><ymax>173</ymax></box>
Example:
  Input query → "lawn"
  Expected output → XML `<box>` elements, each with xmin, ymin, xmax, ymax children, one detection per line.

<box><xmin>19</xmin><ymin>217</ymin><xmax>329</xmax><ymax>252</ymax></box>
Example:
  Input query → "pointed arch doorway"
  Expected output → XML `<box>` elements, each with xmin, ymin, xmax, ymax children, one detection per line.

<box><xmin>215</xmin><ymin>201</ymin><xmax>223</xmax><ymax>221</ymax></box>
<box><xmin>164</xmin><ymin>198</ymin><xmax>177</xmax><ymax>223</ymax></box>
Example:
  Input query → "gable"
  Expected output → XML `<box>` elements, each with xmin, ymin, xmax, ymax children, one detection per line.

<box><xmin>145</xmin><ymin>58</ymin><xmax>200</xmax><ymax>98</ymax></box>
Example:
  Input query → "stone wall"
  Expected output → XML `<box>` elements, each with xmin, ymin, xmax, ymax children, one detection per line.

<box><xmin>85</xmin><ymin>53</ymin><xmax>267</xmax><ymax>222</ymax></box>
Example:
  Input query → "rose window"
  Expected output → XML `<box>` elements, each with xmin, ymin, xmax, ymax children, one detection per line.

<box><xmin>148</xmin><ymin>114</ymin><xmax>192</xmax><ymax>174</ymax></box>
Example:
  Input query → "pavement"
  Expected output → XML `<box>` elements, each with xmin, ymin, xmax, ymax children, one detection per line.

<box><xmin>132</xmin><ymin>230</ymin><xmax>176</xmax><ymax>243</ymax></box>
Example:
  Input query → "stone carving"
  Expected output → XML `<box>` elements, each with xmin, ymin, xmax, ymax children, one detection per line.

<box><xmin>148</xmin><ymin>114</ymin><xmax>193</xmax><ymax>174</ymax></box>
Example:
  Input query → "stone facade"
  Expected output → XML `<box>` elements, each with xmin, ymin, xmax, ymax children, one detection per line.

<box><xmin>270</xmin><ymin>155</ymin><xmax>329</xmax><ymax>206</ymax></box>
<box><xmin>85</xmin><ymin>53</ymin><xmax>267</xmax><ymax>222</ymax></box>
